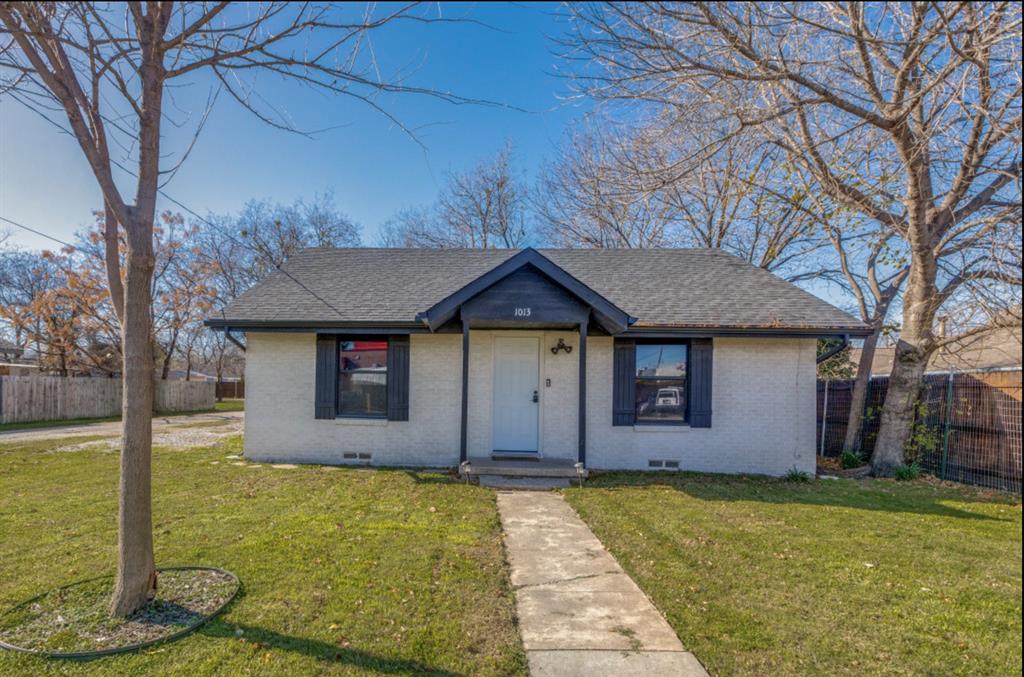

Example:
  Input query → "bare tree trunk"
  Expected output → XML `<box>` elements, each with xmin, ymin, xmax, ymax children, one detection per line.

<box><xmin>842</xmin><ymin>326</ymin><xmax>881</xmax><ymax>455</ymax></box>
<box><xmin>160</xmin><ymin>336</ymin><xmax>175</xmax><ymax>380</ymax></box>
<box><xmin>872</xmin><ymin>265</ymin><xmax>936</xmax><ymax>475</ymax></box>
<box><xmin>110</xmin><ymin>210</ymin><xmax>158</xmax><ymax>616</ymax></box>
<box><xmin>103</xmin><ymin>204</ymin><xmax>125</xmax><ymax>322</ymax></box>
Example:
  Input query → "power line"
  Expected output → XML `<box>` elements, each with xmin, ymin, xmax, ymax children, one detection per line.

<box><xmin>102</xmin><ymin>153</ymin><xmax>347</xmax><ymax>320</ymax></box>
<box><xmin>155</xmin><ymin>189</ymin><xmax>347</xmax><ymax>319</ymax></box>
<box><xmin>0</xmin><ymin>215</ymin><xmax>76</xmax><ymax>249</ymax></box>
<box><xmin>2</xmin><ymin>115</ymin><xmax>345</xmax><ymax>320</ymax></box>
<box><xmin>5</xmin><ymin>198</ymin><xmax>347</xmax><ymax>320</ymax></box>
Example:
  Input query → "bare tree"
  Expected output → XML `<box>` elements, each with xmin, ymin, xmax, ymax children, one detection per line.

<box><xmin>381</xmin><ymin>144</ymin><xmax>530</xmax><ymax>248</ymax></box>
<box><xmin>0</xmin><ymin>247</ymin><xmax>56</xmax><ymax>352</ymax></box>
<box><xmin>535</xmin><ymin>124</ymin><xmax>677</xmax><ymax>248</ymax></box>
<box><xmin>201</xmin><ymin>194</ymin><xmax>359</xmax><ymax>299</ymax></box>
<box><xmin>1</xmin><ymin>1</ymin><xmax>477</xmax><ymax>616</ymax></box>
<box><xmin>642</xmin><ymin>122</ymin><xmax>828</xmax><ymax>279</ymax></box>
<box><xmin>195</xmin><ymin>193</ymin><xmax>360</xmax><ymax>381</ymax></box>
<box><xmin>236</xmin><ymin>192</ymin><xmax>361</xmax><ymax>271</ymax></box>
<box><xmin>536</xmin><ymin>115</ymin><xmax>828</xmax><ymax>283</ymax></box>
<box><xmin>566</xmin><ymin>2</ymin><xmax>1022</xmax><ymax>475</ymax></box>
<box><xmin>377</xmin><ymin>206</ymin><xmax>437</xmax><ymax>247</ymax></box>
<box><xmin>823</xmin><ymin>217</ymin><xmax>909</xmax><ymax>455</ymax></box>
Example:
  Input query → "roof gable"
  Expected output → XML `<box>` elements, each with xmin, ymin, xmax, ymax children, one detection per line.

<box><xmin>460</xmin><ymin>266</ymin><xmax>589</xmax><ymax>328</ymax></box>
<box><xmin>417</xmin><ymin>248</ymin><xmax>633</xmax><ymax>333</ymax></box>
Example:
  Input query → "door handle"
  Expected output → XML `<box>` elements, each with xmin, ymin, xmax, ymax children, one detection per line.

<box><xmin>532</xmin><ymin>390</ymin><xmax>539</xmax><ymax>403</ymax></box>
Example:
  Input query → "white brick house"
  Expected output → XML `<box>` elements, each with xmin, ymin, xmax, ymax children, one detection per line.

<box><xmin>209</xmin><ymin>248</ymin><xmax>867</xmax><ymax>476</ymax></box>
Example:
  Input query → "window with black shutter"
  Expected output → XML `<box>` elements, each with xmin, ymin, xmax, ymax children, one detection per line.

<box><xmin>314</xmin><ymin>335</ymin><xmax>338</xmax><ymax>420</ymax></box>
<box><xmin>314</xmin><ymin>335</ymin><xmax>410</xmax><ymax>421</ymax></box>
<box><xmin>338</xmin><ymin>339</ymin><xmax>389</xmax><ymax>418</ymax></box>
<box><xmin>635</xmin><ymin>342</ymin><xmax>688</xmax><ymax>424</ymax></box>
<box><xmin>613</xmin><ymin>337</ymin><xmax>712</xmax><ymax>428</ymax></box>
<box><xmin>688</xmin><ymin>338</ymin><xmax>713</xmax><ymax>428</ymax></box>
<box><xmin>612</xmin><ymin>339</ymin><xmax>636</xmax><ymax>426</ymax></box>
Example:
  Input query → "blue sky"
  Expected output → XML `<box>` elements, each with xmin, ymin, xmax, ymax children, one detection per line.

<box><xmin>0</xmin><ymin>3</ymin><xmax>585</xmax><ymax>251</ymax></box>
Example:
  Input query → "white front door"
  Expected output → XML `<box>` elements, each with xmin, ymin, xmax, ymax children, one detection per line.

<box><xmin>492</xmin><ymin>337</ymin><xmax>540</xmax><ymax>452</ymax></box>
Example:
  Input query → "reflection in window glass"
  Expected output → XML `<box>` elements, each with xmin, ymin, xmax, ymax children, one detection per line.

<box><xmin>338</xmin><ymin>340</ymin><xmax>388</xmax><ymax>417</ymax></box>
<box><xmin>635</xmin><ymin>343</ymin><xmax>687</xmax><ymax>423</ymax></box>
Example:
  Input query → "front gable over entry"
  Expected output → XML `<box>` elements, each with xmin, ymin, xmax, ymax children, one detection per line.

<box><xmin>416</xmin><ymin>248</ymin><xmax>634</xmax><ymax>334</ymax></box>
<box><xmin>462</xmin><ymin>266</ymin><xmax>588</xmax><ymax>329</ymax></box>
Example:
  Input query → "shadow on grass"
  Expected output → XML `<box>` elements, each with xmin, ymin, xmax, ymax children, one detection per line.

<box><xmin>579</xmin><ymin>471</ymin><xmax>1017</xmax><ymax>521</ymax></box>
<box><xmin>401</xmin><ymin>470</ymin><xmax>460</xmax><ymax>486</ymax></box>
<box><xmin>130</xmin><ymin>601</ymin><xmax>205</xmax><ymax>628</ymax></box>
<box><xmin>199</xmin><ymin>620</ymin><xmax>461</xmax><ymax>675</ymax></box>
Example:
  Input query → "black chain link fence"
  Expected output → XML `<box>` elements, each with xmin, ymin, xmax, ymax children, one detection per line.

<box><xmin>817</xmin><ymin>369</ymin><xmax>1022</xmax><ymax>493</ymax></box>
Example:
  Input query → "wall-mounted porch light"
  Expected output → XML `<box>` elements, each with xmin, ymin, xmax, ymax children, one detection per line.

<box><xmin>551</xmin><ymin>338</ymin><xmax>573</xmax><ymax>355</ymax></box>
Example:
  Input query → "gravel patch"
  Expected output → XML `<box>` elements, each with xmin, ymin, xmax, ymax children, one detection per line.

<box><xmin>53</xmin><ymin>419</ymin><xmax>242</xmax><ymax>453</ymax></box>
<box><xmin>0</xmin><ymin>569</ymin><xmax>238</xmax><ymax>655</ymax></box>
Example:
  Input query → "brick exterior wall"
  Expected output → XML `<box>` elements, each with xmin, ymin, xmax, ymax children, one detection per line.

<box><xmin>244</xmin><ymin>332</ymin><xmax>816</xmax><ymax>476</ymax></box>
<box><xmin>244</xmin><ymin>332</ymin><xmax>461</xmax><ymax>466</ymax></box>
<box><xmin>586</xmin><ymin>337</ymin><xmax>818</xmax><ymax>476</ymax></box>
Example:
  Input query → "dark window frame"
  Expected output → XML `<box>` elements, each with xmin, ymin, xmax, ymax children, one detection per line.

<box><xmin>633</xmin><ymin>338</ymin><xmax>690</xmax><ymax>426</ymax></box>
<box><xmin>336</xmin><ymin>336</ymin><xmax>389</xmax><ymax>419</ymax></box>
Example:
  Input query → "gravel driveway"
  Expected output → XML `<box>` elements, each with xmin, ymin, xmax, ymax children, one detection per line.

<box><xmin>0</xmin><ymin>411</ymin><xmax>244</xmax><ymax>445</ymax></box>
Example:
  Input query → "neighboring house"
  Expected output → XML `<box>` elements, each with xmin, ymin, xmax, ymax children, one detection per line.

<box><xmin>207</xmin><ymin>248</ymin><xmax>868</xmax><ymax>476</ymax></box>
<box><xmin>851</xmin><ymin>324</ymin><xmax>1022</xmax><ymax>376</ymax></box>
<box><xmin>0</xmin><ymin>339</ymin><xmax>38</xmax><ymax>376</ymax></box>
<box><xmin>164</xmin><ymin>369</ymin><xmax>234</xmax><ymax>382</ymax></box>
<box><xmin>0</xmin><ymin>339</ymin><xmax>23</xmax><ymax>362</ymax></box>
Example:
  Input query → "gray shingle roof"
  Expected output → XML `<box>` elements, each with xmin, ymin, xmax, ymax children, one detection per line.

<box><xmin>216</xmin><ymin>248</ymin><xmax>867</xmax><ymax>333</ymax></box>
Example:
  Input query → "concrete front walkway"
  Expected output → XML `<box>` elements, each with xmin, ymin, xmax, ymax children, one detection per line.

<box><xmin>497</xmin><ymin>491</ymin><xmax>708</xmax><ymax>676</ymax></box>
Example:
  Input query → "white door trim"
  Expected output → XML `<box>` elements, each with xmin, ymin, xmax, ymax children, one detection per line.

<box><xmin>491</xmin><ymin>335</ymin><xmax>542</xmax><ymax>454</ymax></box>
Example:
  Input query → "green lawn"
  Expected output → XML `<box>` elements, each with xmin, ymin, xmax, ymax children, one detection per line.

<box><xmin>0</xmin><ymin>416</ymin><xmax>122</xmax><ymax>433</ymax></box>
<box><xmin>0</xmin><ymin>435</ymin><xmax>524</xmax><ymax>675</ymax></box>
<box><xmin>565</xmin><ymin>473</ymin><xmax>1022</xmax><ymax>676</ymax></box>
<box><xmin>3</xmin><ymin>434</ymin><xmax>1019</xmax><ymax>677</ymax></box>
<box><xmin>214</xmin><ymin>399</ymin><xmax>245</xmax><ymax>413</ymax></box>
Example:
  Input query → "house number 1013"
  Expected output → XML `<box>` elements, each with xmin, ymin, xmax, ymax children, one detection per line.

<box><xmin>514</xmin><ymin>307</ymin><xmax>532</xmax><ymax>317</ymax></box>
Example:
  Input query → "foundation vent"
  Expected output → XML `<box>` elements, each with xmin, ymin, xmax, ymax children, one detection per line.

<box><xmin>342</xmin><ymin>452</ymin><xmax>372</xmax><ymax>462</ymax></box>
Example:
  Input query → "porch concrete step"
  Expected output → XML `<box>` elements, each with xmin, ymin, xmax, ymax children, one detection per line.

<box><xmin>478</xmin><ymin>475</ymin><xmax>572</xmax><ymax>490</ymax></box>
<box><xmin>465</xmin><ymin>458</ymin><xmax>586</xmax><ymax>479</ymax></box>
<box><xmin>491</xmin><ymin>452</ymin><xmax>542</xmax><ymax>461</ymax></box>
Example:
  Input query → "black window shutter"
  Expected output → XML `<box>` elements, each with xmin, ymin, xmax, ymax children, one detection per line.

<box><xmin>387</xmin><ymin>335</ymin><xmax>410</xmax><ymax>421</ymax></box>
<box><xmin>314</xmin><ymin>335</ymin><xmax>337</xmax><ymax>419</ymax></box>
<box><xmin>690</xmin><ymin>338</ymin><xmax>713</xmax><ymax>428</ymax></box>
<box><xmin>612</xmin><ymin>338</ymin><xmax>636</xmax><ymax>426</ymax></box>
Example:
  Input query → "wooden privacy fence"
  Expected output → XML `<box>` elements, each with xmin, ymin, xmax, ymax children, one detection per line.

<box><xmin>817</xmin><ymin>369</ymin><xmax>1022</xmax><ymax>493</ymax></box>
<box><xmin>155</xmin><ymin>380</ymin><xmax>216</xmax><ymax>414</ymax></box>
<box><xmin>0</xmin><ymin>376</ymin><xmax>215</xmax><ymax>424</ymax></box>
<box><xmin>214</xmin><ymin>381</ymin><xmax>244</xmax><ymax>400</ymax></box>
